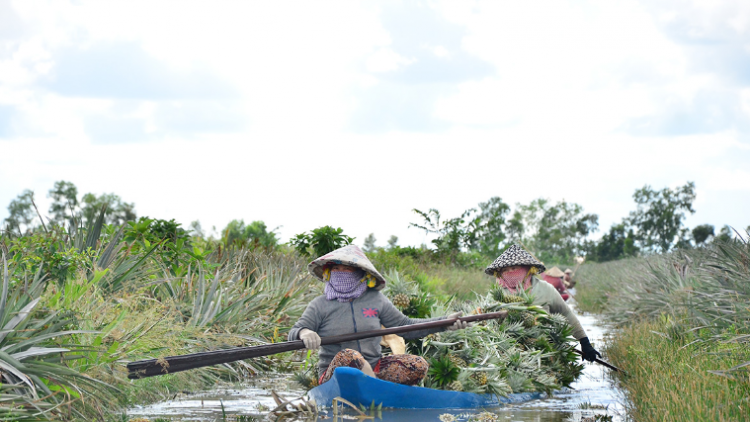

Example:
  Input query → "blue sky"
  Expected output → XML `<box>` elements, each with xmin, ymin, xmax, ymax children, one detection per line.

<box><xmin>1</xmin><ymin>0</ymin><xmax>749</xmax><ymax>247</ymax></box>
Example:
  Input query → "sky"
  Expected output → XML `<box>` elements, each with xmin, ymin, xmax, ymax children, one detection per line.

<box><xmin>1</xmin><ymin>0</ymin><xmax>749</xmax><ymax>247</ymax></box>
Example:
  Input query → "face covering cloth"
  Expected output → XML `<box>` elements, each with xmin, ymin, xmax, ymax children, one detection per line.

<box><xmin>496</xmin><ymin>266</ymin><xmax>532</xmax><ymax>293</ymax></box>
<box><xmin>325</xmin><ymin>269</ymin><xmax>367</xmax><ymax>302</ymax></box>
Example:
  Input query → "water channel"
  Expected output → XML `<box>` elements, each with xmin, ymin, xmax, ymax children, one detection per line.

<box><xmin>128</xmin><ymin>300</ymin><xmax>626</xmax><ymax>422</ymax></box>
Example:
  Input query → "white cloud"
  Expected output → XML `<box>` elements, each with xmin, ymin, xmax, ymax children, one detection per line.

<box><xmin>1</xmin><ymin>0</ymin><xmax>749</xmax><ymax>247</ymax></box>
<box><xmin>365</xmin><ymin>48</ymin><xmax>415</xmax><ymax>73</ymax></box>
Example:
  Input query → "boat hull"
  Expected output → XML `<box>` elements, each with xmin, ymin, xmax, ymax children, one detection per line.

<box><xmin>308</xmin><ymin>367</ymin><xmax>543</xmax><ymax>409</ymax></box>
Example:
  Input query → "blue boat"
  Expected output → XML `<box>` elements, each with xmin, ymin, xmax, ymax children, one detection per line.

<box><xmin>308</xmin><ymin>367</ymin><xmax>544</xmax><ymax>409</ymax></box>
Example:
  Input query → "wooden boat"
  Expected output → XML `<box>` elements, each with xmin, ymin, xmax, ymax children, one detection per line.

<box><xmin>308</xmin><ymin>367</ymin><xmax>544</xmax><ymax>409</ymax></box>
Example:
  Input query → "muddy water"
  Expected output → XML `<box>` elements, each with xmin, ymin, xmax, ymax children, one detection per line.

<box><xmin>128</xmin><ymin>301</ymin><xmax>625</xmax><ymax>421</ymax></box>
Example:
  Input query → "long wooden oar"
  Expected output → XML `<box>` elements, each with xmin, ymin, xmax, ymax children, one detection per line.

<box><xmin>127</xmin><ymin>310</ymin><xmax>509</xmax><ymax>379</ymax></box>
<box><xmin>573</xmin><ymin>349</ymin><xmax>625</xmax><ymax>374</ymax></box>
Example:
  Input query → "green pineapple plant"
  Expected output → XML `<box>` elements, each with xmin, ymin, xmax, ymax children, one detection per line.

<box><xmin>426</xmin><ymin>356</ymin><xmax>460</xmax><ymax>388</ymax></box>
<box><xmin>383</xmin><ymin>270</ymin><xmax>419</xmax><ymax>310</ymax></box>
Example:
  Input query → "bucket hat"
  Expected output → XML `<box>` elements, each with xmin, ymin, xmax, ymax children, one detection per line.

<box><xmin>545</xmin><ymin>266</ymin><xmax>565</xmax><ymax>278</ymax></box>
<box><xmin>484</xmin><ymin>244</ymin><xmax>546</xmax><ymax>276</ymax></box>
<box><xmin>308</xmin><ymin>244</ymin><xmax>386</xmax><ymax>290</ymax></box>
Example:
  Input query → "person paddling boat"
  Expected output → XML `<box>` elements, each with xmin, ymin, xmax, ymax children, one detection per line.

<box><xmin>289</xmin><ymin>245</ymin><xmax>470</xmax><ymax>386</ymax></box>
<box><xmin>485</xmin><ymin>244</ymin><xmax>601</xmax><ymax>362</ymax></box>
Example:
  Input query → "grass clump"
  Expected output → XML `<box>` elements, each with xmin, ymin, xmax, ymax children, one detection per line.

<box><xmin>607</xmin><ymin>318</ymin><xmax>750</xmax><ymax>422</ymax></box>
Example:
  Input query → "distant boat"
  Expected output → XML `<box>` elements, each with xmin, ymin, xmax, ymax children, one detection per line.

<box><xmin>308</xmin><ymin>367</ymin><xmax>544</xmax><ymax>409</ymax></box>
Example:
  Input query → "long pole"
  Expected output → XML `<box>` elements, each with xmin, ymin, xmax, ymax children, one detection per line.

<box><xmin>127</xmin><ymin>311</ymin><xmax>508</xmax><ymax>379</ymax></box>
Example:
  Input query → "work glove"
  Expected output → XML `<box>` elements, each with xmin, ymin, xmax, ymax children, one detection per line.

<box><xmin>446</xmin><ymin>312</ymin><xmax>472</xmax><ymax>331</ymax></box>
<box><xmin>299</xmin><ymin>329</ymin><xmax>321</xmax><ymax>350</ymax></box>
<box><xmin>579</xmin><ymin>337</ymin><xmax>601</xmax><ymax>362</ymax></box>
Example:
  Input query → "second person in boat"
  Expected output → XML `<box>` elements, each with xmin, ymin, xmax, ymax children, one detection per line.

<box><xmin>485</xmin><ymin>244</ymin><xmax>601</xmax><ymax>362</ymax></box>
<box><xmin>288</xmin><ymin>245</ymin><xmax>470</xmax><ymax>386</ymax></box>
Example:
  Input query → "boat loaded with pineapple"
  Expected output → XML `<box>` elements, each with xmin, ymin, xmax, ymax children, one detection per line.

<box><xmin>293</xmin><ymin>244</ymin><xmax>591</xmax><ymax>409</ymax></box>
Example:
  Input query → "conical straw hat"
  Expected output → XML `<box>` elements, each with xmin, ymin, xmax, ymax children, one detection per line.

<box><xmin>545</xmin><ymin>266</ymin><xmax>565</xmax><ymax>278</ymax></box>
<box><xmin>308</xmin><ymin>244</ymin><xmax>386</xmax><ymax>290</ymax></box>
<box><xmin>484</xmin><ymin>244</ymin><xmax>546</xmax><ymax>276</ymax></box>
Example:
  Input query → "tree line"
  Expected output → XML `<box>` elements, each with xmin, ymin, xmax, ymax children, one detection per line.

<box><xmin>2</xmin><ymin>180</ymin><xmax>747</xmax><ymax>264</ymax></box>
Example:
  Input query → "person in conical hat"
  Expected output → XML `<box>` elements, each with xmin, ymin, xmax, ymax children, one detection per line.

<box><xmin>485</xmin><ymin>244</ymin><xmax>601</xmax><ymax>363</ymax></box>
<box><xmin>542</xmin><ymin>266</ymin><xmax>570</xmax><ymax>301</ymax></box>
<box><xmin>289</xmin><ymin>244</ymin><xmax>470</xmax><ymax>386</ymax></box>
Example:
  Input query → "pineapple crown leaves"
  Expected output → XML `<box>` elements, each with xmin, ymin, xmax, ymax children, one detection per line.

<box><xmin>426</xmin><ymin>356</ymin><xmax>460</xmax><ymax>388</ymax></box>
<box><xmin>383</xmin><ymin>270</ymin><xmax>419</xmax><ymax>297</ymax></box>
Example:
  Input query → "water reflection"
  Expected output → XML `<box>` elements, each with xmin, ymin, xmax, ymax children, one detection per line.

<box><xmin>128</xmin><ymin>303</ymin><xmax>624</xmax><ymax>422</ymax></box>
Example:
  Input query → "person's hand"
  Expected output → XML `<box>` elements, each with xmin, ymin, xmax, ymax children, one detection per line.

<box><xmin>446</xmin><ymin>312</ymin><xmax>472</xmax><ymax>331</ymax></box>
<box><xmin>579</xmin><ymin>337</ymin><xmax>602</xmax><ymax>362</ymax></box>
<box><xmin>299</xmin><ymin>329</ymin><xmax>321</xmax><ymax>350</ymax></box>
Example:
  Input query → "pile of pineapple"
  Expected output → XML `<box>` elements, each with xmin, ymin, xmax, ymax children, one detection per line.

<box><xmin>384</xmin><ymin>271</ymin><xmax>584</xmax><ymax>397</ymax></box>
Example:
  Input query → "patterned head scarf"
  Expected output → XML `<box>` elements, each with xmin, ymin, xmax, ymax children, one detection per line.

<box><xmin>495</xmin><ymin>266</ymin><xmax>535</xmax><ymax>293</ymax></box>
<box><xmin>325</xmin><ymin>269</ymin><xmax>368</xmax><ymax>302</ymax></box>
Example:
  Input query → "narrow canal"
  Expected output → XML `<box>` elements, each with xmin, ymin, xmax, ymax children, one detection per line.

<box><xmin>128</xmin><ymin>301</ymin><xmax>625</xmax><ymax>422</ymax></box>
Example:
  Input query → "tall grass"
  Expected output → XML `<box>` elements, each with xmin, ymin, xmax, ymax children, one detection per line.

<box><xmin>575</xmin><ymin>236</ymin><xmax>750</xmax><ymax>420</ymax></box>
<box><xmin>607</xmin><ymin>319</ymin><xmax>750</xmax><ymax>422</ymax></box>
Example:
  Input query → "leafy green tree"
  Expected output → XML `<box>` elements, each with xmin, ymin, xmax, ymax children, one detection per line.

<box><xmin>628</xmin><ymin>182</ymin><xmax>696</xmax><ymax>253</ymax></box>
<box><xmin>387</xmin><ymin>235</ymin><xmax>398</xmax><ymax>249</ymax></box>
<box><xmin>474</xmin><ymin>196</ymin><xmax>511</xmax><ymax>257</ymax></box>
<box><xmin>505</xmin><ymin>210</ymin><xmax>524</xmax><ymax>243</ymax></box>
<box><xmin>409</xmin><ymin>208</ymin><xmax>477</xmax><ymax>262</ymax></box>
<box><xmin>4</xmin><ymin>190</ymin><xmax>36</xmax><ymax>235</ymax></box>
<box><xmin>692</xmin><ymin>224</ymin><xmax>714</xmax><ymax>245</ymax></box>
<box><xmin>587</xmin><ymin>223</ymin><xmax>639</xmax><ymax>262</ymax></box>
<box><xmin>715</xmin><ymin>225</ymin><xmax>734</xmax><ymax>243</ymax></box>
<box><xmin>362</xmin><ymin>233</ymin><xmax>377</xmax><ymax>252</ymax></box>
<box><xmin>289</xmin><ymin>226</ymin><xmax>354</xmax><ymax>258</ymax></box>
<box><xmin>47</xmin><ymin>180</ymin><xmax>78</xmax><ymax>226</ymax></box>
<box><xmin>190</xmin><ymin>220</ymin><xmax>204</xmax><ymax>237</ymax></box>
<box><xmin>222</xmin><ymin>219</ymin><xmax>278</xmax><ymax>248</ymax></box>
<box><xmin>515</xmin><ymin>198</ymin><xmax>599</xmax><ymax>263</ymax></box>
<box><xmin>79</xmin><ymin>193</ymin><xmax>136</xmax><ymax>226</ymax></box>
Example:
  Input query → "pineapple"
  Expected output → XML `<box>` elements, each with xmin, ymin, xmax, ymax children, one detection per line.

<box><xmin>502</xmin><ymin>294</ymin><xmax>525</xmax><ymax>304</ymax></box>
<box><xmin>448</xmin><ymin>354</ymin><xmax>467</xmax><ymax>368</ymax></box>
<box><xmin>448</xmin><ymin>380</ymin><xmax>463</xmax><ymax>391</ymax></box>
<box><xmin>471</xmin><ymin>371</ymin><xmax>488</xmax><ymax>386</ymax></box>
<box><xmin>384</xmin><ymin>270</ymin><xmax>419</xmax><ymax>309</ymax></box>
<box><xmin>392</xmin><ymin>293</ymin><xmax>411</xmax><ymax>309</ymax></box>
<box><xmin>522</xmin><ymin>312</ymin><xmax>537</xmax><ymax>328</ymax></box>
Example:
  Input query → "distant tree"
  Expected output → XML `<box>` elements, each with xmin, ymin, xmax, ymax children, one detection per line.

<box><xmin>692</xmin><ymin>224</ymin><xmax>714</xmax><ymax>245</ymax></box>
<box><xmin>410</xmin><ymin>208</ymin><xmax>477</xmax><ymax>262</ymax></box>
<box><xmin>715</xmin><ymin>225</ymin><xmax>734</xmax><ymax>243</ymax></box>
<box><xmin>515</xmin><ymin>198</ymin><xmax>599</xmax><ymax>263</ymax></box>
<box><xmin>289</xmin><ymin>226</ymin><xmax>354</xmax><ymax>258</ymax></box>
<box><xmin>189</xmin><ymin>220</ymin><xmax>204</xmax><ymax>237</ymax></box>
<box><xmin>4</xmin><ymin>189</ymin><xmax>36</xmax><ymax>235</ymax></box>
<box><xmin>362</xmin><ymin>233</ymin><xmax>377</xmax><ymax>252</ymax></box>
<box><xmin>505</xmin><ymin>210</ymin><xmax>524</xmax><ymax>243</ymax></box>
<box><xmin>47</xmin><ymin>180</ymin><xmax>78</xmax><ymax>226</ymax></box>
<box><xmin>79</xmin><ymin>193</ymin><xmax>136</xmax><ymax>226</ymax></box>
<box><xmin>387</xmin><ymin>235</ymin><xmax>398</xmax><ymax>249</ymax></box>
<box><xmin>587</xmin><ymin>223</ymin><xmax>638</xmax><ymax>262</ymax></box>
<box><xmin>222</xmin><ymin>219</ymin><xmax>278</xmax><ymax>248</ymax></box>
<box><xmin>628</xmin><ymin>182</ymin><xmax>696</xmax><ymax>253</ymax></box>
<box><xmin>474</xmin><ymin>197</ymin><xmax>511</xmax><ymax>258</ymax></box>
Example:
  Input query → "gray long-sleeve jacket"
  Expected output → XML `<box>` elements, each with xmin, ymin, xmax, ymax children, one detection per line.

<box><xmin>508</xmin><ymin>277</ymin><xmax>587</xmax><ymax>340</ymax></box>
<box><xmin>288</xmin><ymin>289</ymin><xmax>446</xmax><ymax>374</ymax></box>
